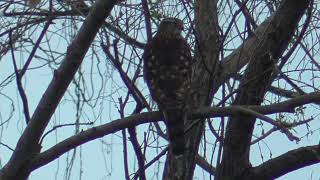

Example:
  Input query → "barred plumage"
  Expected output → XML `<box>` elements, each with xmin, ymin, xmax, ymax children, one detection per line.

<box><xmin>143</xmin><ymin>18</ymin><xmax>192</xmax><ymax>155</ymax></box>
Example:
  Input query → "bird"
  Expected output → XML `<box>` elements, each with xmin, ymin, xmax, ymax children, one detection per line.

<box><xmin>143</xmin><ymin>17</ymin><xmax>192</xmax><ymax>156</ymax></box>
<box><xmin>63</xmin><ymin>0</ymin><xmax>88</xmax><ymax>12</ymax></box>
<box><xmin>54</xmin><ymin>0</ymin><xmax>89</xmax><ymax>13</ymax></box>
<box><xmin>27</xmin><ymin>0</ymin><xmax>41</xmax><ymax>7</ymax></box>
<box><xmin>27</xmin><ymin>0</ymin><xmax>87</xmax><ymax>10</ymax></box>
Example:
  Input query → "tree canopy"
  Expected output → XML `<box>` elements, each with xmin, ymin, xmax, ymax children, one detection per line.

<box><xmin>0</xmin><ymin>0</ymin><xmax>319</xmax><ymax>179</ymax></box>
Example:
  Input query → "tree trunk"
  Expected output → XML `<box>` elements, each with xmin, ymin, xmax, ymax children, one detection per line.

<box><xmin>162</xmin><ymin>0</ymin><xmax>310</xmax><ymax>179</ymax></box>
<box><xmin>163</xmin><ymin>0</ymin><xmax>221</xmax><ymax>179</ymax></box>
<box><xmin>217</xmin><ymin>0</ymin><xmax>308</xmax><ymax>179</ymax></box>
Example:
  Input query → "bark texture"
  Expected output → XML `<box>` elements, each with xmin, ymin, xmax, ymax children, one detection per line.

<box><xmin>163</xmin><ymin>0</ymin><xmax>310</xmax><ymax>179</ymax></box>
<box><xmin>163</xmin><ymin>0</ymin><xmax>220</xmax><ymax>179</ymax></box>
<box><xmin>216</xmin><ymin>0</ymin><xmax>309</xmax><ymax>179</ymax></box>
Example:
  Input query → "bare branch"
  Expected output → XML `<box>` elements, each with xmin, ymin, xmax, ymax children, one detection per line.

<box><xmin>253</xmin><ymin>145</ymin><xmax>320</xmax><ymax>179</ymax></box>
<box><xmin>0</xmin><ymin>0</ymin><xmax>118</xmax><ymax>179</ymax></box>
<box><xmin>30</xmin><ymin>111</ymin><xmax>161</xmax><ymax>171</ymax></box>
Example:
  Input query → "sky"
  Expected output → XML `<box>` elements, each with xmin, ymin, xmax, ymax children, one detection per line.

<box><xmin>0</xmin><ymin>1</ymin><xmax>320</xmax><ymax>180</ymax></box>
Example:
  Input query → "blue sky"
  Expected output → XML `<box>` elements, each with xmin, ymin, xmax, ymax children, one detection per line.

<box><xmin>0</xmin><ymin>1</ymin><xmax>320</xmax><ymax>179</ymax></box>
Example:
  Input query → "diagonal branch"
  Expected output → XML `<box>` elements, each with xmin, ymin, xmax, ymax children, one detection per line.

<box><xmin>215</xmin><ymin>0</ymin><xmax>310</xmax><ymax>93</ymax></box>
<box><xmin>28</xmin><ymin>91</ymin><xmax>320</xmax><ymax>173</ymax></box>
<box><xmin>218</xmin><ymin>0</ymin><xmax>310</xmax><ymax>178</ymax></box>
<box><xmin>0</xmin><ymin>0</ymin><xmax>118</xmax><ymax>179</ymax></box>
<box><xmin>30</xmin><ymin>111</ymin><xmax>161</xmax><ymax>171</ymax></box>
<box><xmin>253</xmin><ymin>145</ymin><xmax>320</xmax><ymax>179</ymax></box>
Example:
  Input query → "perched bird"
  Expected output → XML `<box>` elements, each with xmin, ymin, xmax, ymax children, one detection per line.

<box><xmin>27</xmin><ymin>0</ymin><xmax>87</xmax><ymax>10</ymax></box>
<box><xmin>27</xmin><ymin>0</ymin><xmax>41</xmax><ymax>7</ymax></box>
<box><xmin>63</xmin><ymin>0</ymin><xmax>88</xmax><ymax>12</ymax></box>
<box><xmin>143</xmin><ymin>18</ymin><xmax>192</xmax><ymax>156</ymax></box>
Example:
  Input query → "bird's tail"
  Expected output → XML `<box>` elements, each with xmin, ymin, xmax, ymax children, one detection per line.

<box><xmin>163</xmin><ymin>108</ymin><xmax>186</xmax><ymax>156</ymax></box>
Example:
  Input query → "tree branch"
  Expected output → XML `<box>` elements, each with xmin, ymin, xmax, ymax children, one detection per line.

<box><xmin>217</xmin><ymin>0</ymin><xmax>310</xmax><ymax>178</ymax></box>
<box><xmin>30</xmin><ymin>111</ymin><xmax>161</xmax><ymax>171</ymax></box>
<box><xmin>216</xmin><ymin>0</ymin><xmax>310</xmax><ymax>93</ymax></box>
<box><xmin>28</xmin><ymin>91</ymin><xmax>320</xmax><ymax>174</ymax></box>
<box><xmin>253</xmin><ymin>145</ymin><xmax>320</xmax><ymax>179</ymax></box>
<box><xmin>0</xmin><ymin>0</ymin><xmax>118</xmax><ymax>179</ymax></box>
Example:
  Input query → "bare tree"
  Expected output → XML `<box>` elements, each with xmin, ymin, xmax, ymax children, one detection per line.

<box><xmin>0</xmin><ymin>0</ymin><xmax>319</xmax><ymax>179</ymax></box>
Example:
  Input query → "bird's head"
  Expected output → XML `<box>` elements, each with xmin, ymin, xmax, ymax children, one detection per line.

<box><xmin>158</xmin><ymin>18</ymin><xmax>184</xmax><ymax>37</ymax></box>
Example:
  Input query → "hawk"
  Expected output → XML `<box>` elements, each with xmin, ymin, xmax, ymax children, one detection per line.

<box><xmin>143</xmin><ymin>18</ymin><xmax>192</xmax><ymax>156</ymax></box>
<box><xmin>27</xmin><ymin>0</ymin><xmax>41</xmax><ymax>7</ymax></box>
